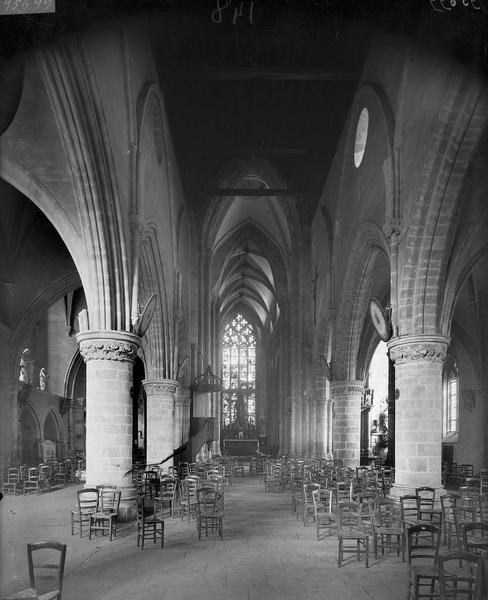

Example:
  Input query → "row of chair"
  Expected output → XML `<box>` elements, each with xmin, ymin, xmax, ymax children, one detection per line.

<box><xmin>2</xmin><ymin>460</ymin><xmax>78</xmax><ymax>496</ymax></box>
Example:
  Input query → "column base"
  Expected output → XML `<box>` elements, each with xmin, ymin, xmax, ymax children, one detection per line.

<box><xmin>115</xmin><ymin>484</ymin><xmax>138</xmax><ymax>522</ymax></box>
<box><xmin>388</xmin><ymin>483</ymin><xmax>446</xmax><ymax>506</ymax></box>
<box><xmin>84</xmin><ymin>482</ymin><xmax>138</xmax><ymax>521</ymax></box>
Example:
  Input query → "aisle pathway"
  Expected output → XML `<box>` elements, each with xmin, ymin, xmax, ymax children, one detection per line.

<box><xmin>1</xmin><ymin>478</ymin><xmax>408</xmax><ymax>599</ymax></box>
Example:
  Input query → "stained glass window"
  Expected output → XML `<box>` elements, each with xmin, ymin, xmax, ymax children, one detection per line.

<box><xmin>221</xmin><ymin>314</ymin><xmax>256</xmax><ymax>438</ymax></box>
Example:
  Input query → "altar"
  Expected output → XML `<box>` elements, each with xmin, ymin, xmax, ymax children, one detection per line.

<box><xmin>223</xmin><ymin>439</ymin><xmax>258</xmax><ymax>456</ymax></box>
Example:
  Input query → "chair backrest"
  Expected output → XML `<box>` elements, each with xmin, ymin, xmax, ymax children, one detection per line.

<box><xmin>462</xmin><ymin>522</ymin><xmax>488</xmax><ymax>552</ymax></box>
<box><xmin>8</xmin><ymin>467</ymin><xmax>20</xmax><ymax>482</ymax></box>
<box><xmin>416</xmin><ymin>486</ymin><xmax>435</xmax><ymax>508</ymax></box>
<box><xmin>438</xmin><ymin>550</ymin><xmax>482</xmax><ymax>600</ymax></box>
<box><xmin>400</xmin><ymin>494</ymin><xmax>420</xmax><ymax>523</ymax></box>
<box><xmin>197</xmin><ymin>486</ymin><xmax>219</xmax><ymax>512</ymax></box>
<box><xmin>479</xmin><ymin>493</ymin><xmax>488</xmax><ymax>523</ymax></box>
<box><xmin>440</xmin><ymin>494</ymin><xmax>457</xmax><ymax>521</ymax></box>
<box><xmin>337</xmin><ymin>501</ymin><xmax>365</xmax><ymax>534</ymax></box>
<box><xmin>136</xmin><ymin>495</ymin><xmax>146</xmax><ymax>523</ymax></box>
<box><xmin>182</xmin><ymin>478</ymin><xmax>198</xmax><ymax>501</ymax></box>
<box><xmin>454</xmin><ymin>504</ymin><xmax>478</xmax><ymax>531</ymax></box>
<box><xmin>160</xmin><ymin>477</ymin><xmax>176</xmax><ymax>494</ymax></box>
<box><xmin>303</xmin><ymin>482</ymin><xmax>321</xmax><ymax>503</ymax></box>
<box><xmin>312</xmin><ymin>488</ymin><xmax>333</xmax><ymax>514</ymax></box>
<box><xmin>77</xmin><ymin>488</ymin><xmax>99</xmax><ymax>513</ymax></box>
<box><xmin>100</xmin><ymin>489</ymin><xmax>121</xmax><ymax>514</ymax></box>
<box><xmin>28</xmin><ymin>467</ymin><xmax>39</xmax><ymax>481</ymax></box>
<box><xmin>336</xmin><ymin>481</ymin><xmax>351</xmax><ymax>503</ymax></box>
<box><xmin>372</xmin><ymin>498</ymin><xmax>402</xmax><ymax>528</ymax></box>
<box><xmin>39</xmin><ymin>465</ymin><xmax>50</xmax><ymax>480</ymax></box>
<box><xmin>27</xmin><ymin>540</ymin><xmax>67</xmax><ymax>599</ymax></box>
<box><xmin>407</xmin><ymin>523</ymin><xmax>441</xmax><ymax>565</ymax></box>
<box><xmin>207</xmin><ymin>474</ymin><xmax>224</xmax><ymax>490</ymax></box>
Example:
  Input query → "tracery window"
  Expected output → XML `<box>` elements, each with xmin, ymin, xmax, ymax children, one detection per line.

<box><xmin>221</xmin><ymin>314</ymin><xmax>256</xmax><ymax>438</ymax></box>
<box><xmin>443</xmin><ymin>360</ymin><xmax>458</xmax><ymax>437</ymax></box>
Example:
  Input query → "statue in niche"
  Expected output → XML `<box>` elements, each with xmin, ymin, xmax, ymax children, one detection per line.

<box><xmin>39</xmin><ymin>368</ymin><xmax>48</xmax><ymax>391</ymax></box>
<box><xmin>19</xmin><ymin>348</ymin><xmax>34</xmax><ymax>385</ymax></box>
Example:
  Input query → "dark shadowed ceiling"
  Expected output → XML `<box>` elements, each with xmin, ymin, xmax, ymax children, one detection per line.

<box><xmin>1</xmin><ymin>1</ymin><xmax>487</xmax><ymax>328</ymax></box>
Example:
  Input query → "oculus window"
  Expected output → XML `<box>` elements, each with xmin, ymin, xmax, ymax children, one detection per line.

<box><xmin>354</xmin><ymin>107</ymin><xmax>369</xmax><ymax>168</ymax></box>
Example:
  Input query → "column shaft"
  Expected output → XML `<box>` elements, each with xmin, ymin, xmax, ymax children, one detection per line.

<box><xmin>331</xmin><ymin>381</ymin><xmax>363</xmax><ymax>468</ymax></box>
<box><xmin>78</xmin><ymin>331</ymin><xmax>139</xmax><ymax>487</ymax></box>
<box><xmin>388</xmin><ymin>335</ymin><xmax>448</xmax><ymax>494</ymax></box>
<box><xmin>143</xmin><ymin>379</ymin><xmax>177</xmax><ymax>467</ymax></box>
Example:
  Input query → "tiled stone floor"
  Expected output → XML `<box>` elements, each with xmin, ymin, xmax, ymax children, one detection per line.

<box><xmin>1</xmin><ymin>478</ymin><xmax>409</xmax><ymax>599</ymax></box>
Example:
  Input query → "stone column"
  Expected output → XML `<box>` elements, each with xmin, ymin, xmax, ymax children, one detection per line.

<box><xmin>388</xmin><ymin>334</ymin><xmax>449</xmax><ymax>497</ymax></box>
<box><xmin>326</xmin><ymin>398</ymin><xmax>334</xmax><ymax>458</ymax></box>
<box><xmin>330</xmin><ymin>381</ymin><xmax>364</xmax><ymax>468</ymax></box>
<box><xmin>314</xmin><ymin>398</ymin><xmax>326</xmax><ymax>458</ymax></box>
<box><xmin>308</xmin><ymin>398</ymin><xmax>317</xmax><ymax>457</ymax></box>
<box><xmin>77</xmin><ymin>330</ymin><xmax>139</xmax><ymax>520</ymax></box>
<box><xmin>143</xmin><ymin>378</ymin><xmax>177</xmax><ymax>467</ymax></box>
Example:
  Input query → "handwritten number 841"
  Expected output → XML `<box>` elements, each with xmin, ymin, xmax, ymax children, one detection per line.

<box><xmin>429</xmin><ymin>0</ymin><xmax>481</xmax><ymax>10</ymax></box>
<box><xmin>212</xmin><ymin>0</ymin><xmax>254</xmax><ymax>24</ymax></box>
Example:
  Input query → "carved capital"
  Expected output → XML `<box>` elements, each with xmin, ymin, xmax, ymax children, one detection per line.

<box><xmin>388</xmin><ymin>335</ymin><xmax>449</xmax><ymax>365</ymax></box>
<box><xmin>382</xmin><ymin>218</ymin><xmax>402</xmax><ymax>239</ymax></box>
<box><xmin>143</xmin><ymin>378</ymin><xmax>178</xmax><ymax>396</ymax></box>
<box><xmin>76</xmin><ymin>331</ymin><xmax>140</xmax><ymax>363</ymax></box>
<box><xmin>330</xmin><ymin>381</ymin><xmax>364</xmax><ymax>396</ymax></box>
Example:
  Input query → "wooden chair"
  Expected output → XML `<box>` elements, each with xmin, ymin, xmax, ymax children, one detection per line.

<box><xmin>155</xmin><ymin>476</ymin><xmax>177</xmax><ymax>517</ymax></box>
<box><xmin>440</xmin><ymin>494</ymin><xmax>458</xmax><ymax>549</ymax></box>
<box><xmin>179</xmin><ymin>478</ymin><xmax>198</xmax><ymax>521</ymax></box>
<box><xmin>401</xmin><ymin>494</ymin><xmax>421</xmax><ymax>530</ymax></box>
<box><xmin>207</xmin><ymin>475</ymin><xmax>225</xmax><ymax>509</ymax></box>
<box><xmin>3</xmin><ymin>467</ymin><xmax>20</xmax><ymax>495</ymax></box>
<box><xmin>4</xmin><ymin>540</ymin><xmax>67</xmax><ymax>600</ymax></box>
<box><xmin>406</xmin><ymin>523</ymin><xmax>441</xmax><ymax>600</ymax></box>
<box><xmin>462</xmin><ymin>522</ymin><xmax>488</xmax><ymax>555</ymax></box>
<box><xmin>23</xmin><ymin>467</ymin><xmax>42</xmax><ymax>495</ymax></box>
<box><xmin>89</xmin><ymin>489</ymin><xmax>121</xmax><ymax>541</ymax></box>
<box><xmin>478</xmin><ymin>493</ymin><xmax>488</xmax><ymax>524</ymax></box>
<box><xmin>454</xmin><ymin>504</ymin><xmax>478</xmax><ymax>548</ymax></box>
<box><xmin>337</xmin><ymin>501</ymin><xmax>369</xmax><ymax>568</ymax></box>
<box><xmin>312</xmin><ymin>488</ymin><xmax>336</xmax><ymax>540</ymax></box>
<box><xmin>438</xmin><ymin>550</ymin><xmax>483</xmax><ymax>600</ymax></box>
<box><xmin>196</xmin><ymin>486</ymin><xmax>224</xmax><ymax>541</ymax></box>
<box><xmin>70</xmin><ymin>488</ymin><xmax>99</xmax><ymax>537</ymax></box>
<box><xmin>38</xmin><ymin>465</ymin><xmax>52</xmax><ymax>492</ymax></box>
<box><xmin>290</xmin><ymin>475</ymin><xmax>304</xmax><ymax>515</ymax></box>
<box><xmin>416</xmin><ymin>487</ymin><xmax>442</xmax><ymax>526</ymax></box>
<box><xmin>136</xmin><ymin>495</ymin><xmax>164</xmax><ymax>550</ymax></box>
<box><xmin>142</xmin><ymin>470</ymin><xmax>159</xmax><ymax>498</ymax></box>
<box><xmin>479</xmin><ymin>469</ymin><xmax>488</xmax><ymax>495</ymax></box>
<box><xmin>302</xmin><ymin>482</ymin><xmax>321</xmax><ymax>527</ymax></box>
<box><xmin>371</xmin><ymin>498</ymin><xmax>405</xmax><ymax>562</ymax></box>
<box><xmin>335</xmin><ymin>480</ymin><xmax>352</xmax><ymax>510</ymax></box>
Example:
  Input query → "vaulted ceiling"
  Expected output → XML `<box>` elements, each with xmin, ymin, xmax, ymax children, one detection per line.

<box><xmin>1</xmin><ymin>1</ymin><xmax>487</xmax><ymax>334</ymax></box>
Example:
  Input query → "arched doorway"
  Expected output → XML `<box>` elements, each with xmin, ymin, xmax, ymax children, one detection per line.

<box><xmin>361</xmin><ymin>341</ymin><xmax>389</xmax><ymax>464</ymax></box>
<box><xmin>133</xmin><ymin>356</ymin><xmax>146</xmax><ymax>465</ymax></box>
<box><xmin>43</xmin><ymin>410</ymin><xmax>61</xmax><ymax>461</ymax></box>
<box><xmin>20</xmin><ymin>406</ymin><xmax>40</xmax><ymax>464</ymax></box>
